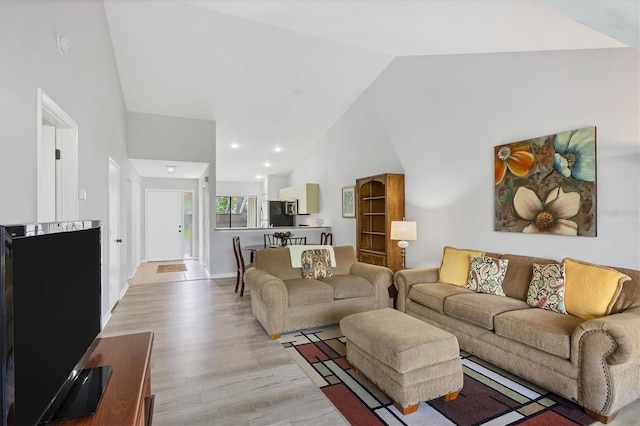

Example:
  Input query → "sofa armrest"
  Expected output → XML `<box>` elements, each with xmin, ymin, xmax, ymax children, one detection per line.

<box><xmin>244</xmin><ymin>267</ymin><xmax>289</xmax><ymax>338</ymax></box>
<box><xmin>571</xmin><ymin>308</ymin><xmax>640</xmax><ymax>415</ymax></box>
<box><xmin>572</xmin><ymin>308</ymin><xmax>640</xmax><ymax>366</ymax></box>
<box><xmin>350</xmin><ymin>262</ymin><xmax>393</xmax><ymax>308</ymax></box>
<box><xmin>394</xmin><ymin>268</ymin><xmax>439</xmax><ymax>312</ymax></box>
<box><xmin>245</xmin><ymin>267</ymin><xmax>288</xmax><ymax>305</ymax></box>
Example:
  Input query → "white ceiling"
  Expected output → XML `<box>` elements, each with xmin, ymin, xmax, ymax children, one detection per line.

<box><xmin>129</xmin><ymin>158</ymin><xmax>209</xmax><ymax>179</ymax></box>
<box><xmin>104</xmin><ymin>0</ymin><xmax>638</xmax><ymax>182</ymax></box>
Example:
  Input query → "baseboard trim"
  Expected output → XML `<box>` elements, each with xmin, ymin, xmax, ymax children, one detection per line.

<box><xmin>210</xmin><ymin>272</ymin><xmax>235</xmax><ymax>279</ymax></box>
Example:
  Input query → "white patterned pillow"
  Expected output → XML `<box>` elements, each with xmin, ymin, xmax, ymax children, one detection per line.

<box><xmin>466</xmin><ymin>256</ymin><xmax>508</xmax><ymax>296</ymax></box>
<box><xmin>527</xmin><ymin>263</ymin><xmax>567</xmax><ymax>314</ymax></box>
<box><xmin>301</xmin><ymin>249</ymin><xmax>333</xmax><ymax>280</ymax></box>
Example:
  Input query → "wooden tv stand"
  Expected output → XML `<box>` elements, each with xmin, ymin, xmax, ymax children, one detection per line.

<box><xmin>53</xmin><ymin>332</ymin><xmax>154</xmax><ymax>426</ymax></box>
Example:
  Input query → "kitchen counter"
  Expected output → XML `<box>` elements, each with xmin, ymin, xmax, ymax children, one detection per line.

<box><xmin>215</xmin><ymin>226</ymin><xmax>331</xmax><ymax>231</ymax></box>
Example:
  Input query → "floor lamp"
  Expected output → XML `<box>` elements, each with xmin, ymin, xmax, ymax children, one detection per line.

<box><xmin>390</xmin><ymin>220</ymin><xmax>417</xmax><ymax>270</ymax></box>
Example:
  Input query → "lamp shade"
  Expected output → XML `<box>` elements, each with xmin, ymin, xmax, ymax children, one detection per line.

<box><xmin>390</xmin><ymin>221</ymin><xmax>417</xmax><ymax>241</ymax></box>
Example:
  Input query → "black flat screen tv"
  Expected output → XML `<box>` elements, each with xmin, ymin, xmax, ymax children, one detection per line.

<box><xmin>1</xmin><ymin>221</ymin><xmax>102</xmax><ymax>426</ymax></box>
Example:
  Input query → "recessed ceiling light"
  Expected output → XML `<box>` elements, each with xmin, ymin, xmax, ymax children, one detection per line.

<box><xmin>230</xmin><ymin>142</ymin><xmax>239</xmax><ymax>149</ymax></box>
<box><xmin>255</xmin><ymin>174</ymin><xmax>263</xmax><ymax>179</ymax></box>
<box><xmin>263</xmin><ymin>162</ymin><xmax>271</xmax><ymax>167</ymax></box>
<box><xmin>166</xmin><ymin>166</ymin><xmax>176</xmax><ymax>173</ymax></box>
<box><xmin>273</xmin><ymin>146</ymin><xmax>282</xmax><ymax>153</ymax></box>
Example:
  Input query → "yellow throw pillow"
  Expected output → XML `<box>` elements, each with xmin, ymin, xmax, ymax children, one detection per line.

<box><xmin>438</xmin><ymin>246</ymin><xmax>484</xmax><ymax>286</ymax></box>
<box><xmin>563</xmin><ymin>258</ymin><xmax>630</xmax><ymax>320</ymax></box>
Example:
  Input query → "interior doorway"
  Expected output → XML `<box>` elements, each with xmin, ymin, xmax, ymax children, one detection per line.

<box><xmin>37</xmin><ymin>89</ymin><xmax>78</xmax><ymax>222</ymax></box>
<box><xmin>108</xmin><ymin>158</ymin><xmax>121</xmax><ymax>311</ymax></box>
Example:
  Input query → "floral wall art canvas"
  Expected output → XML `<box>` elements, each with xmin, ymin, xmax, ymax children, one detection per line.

<box><xmin>494</xmin><ymin>126</ymin><xmax>596</xmax><ymax>237</ymax></box>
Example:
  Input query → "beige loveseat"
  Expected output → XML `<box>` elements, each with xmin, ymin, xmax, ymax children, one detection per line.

<box><xmin>395</xmin><ymin>247</ymin><xmax>640</xmax><ymax>423</ymax></box>
<box><xmin>245</xmin><ymin>245</ymin><xmax>392</xmax><ymax>339</ymax></box>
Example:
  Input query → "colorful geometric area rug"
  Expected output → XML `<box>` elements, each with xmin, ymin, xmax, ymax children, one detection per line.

<box><xmin>280</xmin><ymin>325</ymin><xmax>596</xmax><ymax>426</ymax></box>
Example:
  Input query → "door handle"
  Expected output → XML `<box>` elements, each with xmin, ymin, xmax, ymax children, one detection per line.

<box><xmin>115</xmin><ymin>239</ymin><xmax>122</xmax><ymax>243</ymax></box>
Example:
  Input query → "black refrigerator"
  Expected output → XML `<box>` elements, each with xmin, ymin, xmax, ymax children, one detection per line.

<box><xmin>260</xmin><ymin>201</ymin><xmax>294</xmax><ymax>227</ymax></box>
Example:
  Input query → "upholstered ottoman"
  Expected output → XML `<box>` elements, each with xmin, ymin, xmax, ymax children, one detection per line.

<box><xmin>340</xmin><ymin>308</ymin><xmax>463</xmax><ymax>415</ymax></box>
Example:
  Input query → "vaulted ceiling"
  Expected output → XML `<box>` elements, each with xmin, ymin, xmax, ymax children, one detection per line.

<box><xmin>104</xmin><ymin>0</ymin><xmax>638</xmax><ymax>182</ymax></box>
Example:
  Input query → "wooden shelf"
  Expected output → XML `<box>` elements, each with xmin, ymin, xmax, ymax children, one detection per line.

<box><xmin>359</xmin><ymin>248</ymin><xmax>387</xmax><ymax>256</ymax></box>
<box><xmin>355</xmin><ymin>173</ymin><xmax>405</xmax><ymax>272</ymax></box>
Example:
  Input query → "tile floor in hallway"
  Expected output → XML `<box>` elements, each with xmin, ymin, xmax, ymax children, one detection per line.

<box><xmin>128</xmin><ymin>259</ymin><xmax>210</xmax><ymax>284</ymax></box>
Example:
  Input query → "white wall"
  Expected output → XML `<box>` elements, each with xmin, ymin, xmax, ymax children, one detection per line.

<box><xmin>0</xmin><ymin>0</ymin><xmax>130</xmax><ymax>321</ymax></box>
<box><xmin>263</xmin><ymin>175</ymin><xmax>289</xmax><ymax>201</ymax></box>
<box><xmin>288</xmin><ymin>48</ymin><xmax>640</xmax><ymax>269</ymax></box>
<box><xmin>217</xmin><ymin>181</ymin><xmax>262</xmax><ymax>197</ymax></box>
<box><xmin>288</xmin><ymin>88</ymin><xmax>405</xmax><ymax>247</ymax></box>
<box><xmin>126</xmin><ymin>111</ymin><xmax>216</xmax><ymax>269</ymax></box>
<box><xmin>127</xmin><ymin>166</ymin><xmax>143</xmax><ymax>278</ymax></box>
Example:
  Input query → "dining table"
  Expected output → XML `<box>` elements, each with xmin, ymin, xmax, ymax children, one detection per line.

<box><xmin>244</xmin><ymin>244</ymin><xmax>282</xmax><ymax>263</ymax></box>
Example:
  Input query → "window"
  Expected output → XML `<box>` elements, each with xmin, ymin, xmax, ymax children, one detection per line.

<box><xmin>216</xmin><ymin>196</ymin><xmax>256</xmax><ymax>228</ymax></box>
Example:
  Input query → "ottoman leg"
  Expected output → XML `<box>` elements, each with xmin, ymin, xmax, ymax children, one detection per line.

<box><xmin>394</xmin><ymin>402</ymin><xmax>419</xmax><ymax>415</ymax></box>
<box><xmin>444</xmin><ymin>391</ymin><xmax>459</xmax><ymax>402</ymax></box>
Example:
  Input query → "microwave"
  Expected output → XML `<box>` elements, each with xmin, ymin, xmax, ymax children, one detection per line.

<box><xmin>285</xmin><ymin>200</ymin><xmax>297</xmax><ymax>215</ymax></box>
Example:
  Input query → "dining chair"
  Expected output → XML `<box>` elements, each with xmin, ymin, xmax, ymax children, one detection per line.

<box><xmin>320</xmin><ymin>232</ymin><xmax>333</xmax><ymax>245</ymax></box>
<box><xmin>232</xmin><ymin>236</ymin><xmax>252</xmax><ymax>297</ymax></box>
<box><xmin>287</xmin><ymin>236</ymin><xmax>307</xmax><ymax>245</ymax></box>
<box><xmin>264</xmin><ymin>233</ymin><xmax>285</xmax><ymax>247</ymax></box>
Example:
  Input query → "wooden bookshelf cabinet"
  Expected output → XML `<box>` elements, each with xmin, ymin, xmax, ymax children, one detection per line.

<box><xmin>356</xmin><ymin>173</ymin><xmax>405</xmax><ymax>272</ymax></box>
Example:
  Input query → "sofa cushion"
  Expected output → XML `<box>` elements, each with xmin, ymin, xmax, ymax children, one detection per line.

<box><xmin>322</xmin><ymin>275</ymin><xmax>373</xmax><ymax>299</ymax></box>
<box><xmin>494</xmin><ymin>309</ymin><xmax>584</xmax><ymax>359</ymax></box>
<box><xmin>301</xmin><ymin>249</ymin><xmax>333</xmax><ymax>280</ymax></box>
<box><xmin>610</xmin><ymin>266</ymin><xmax>640</xmax><ymax>314</ymax></box>
<box><xmin>498</xmin><ymin>254</ymin><xmax>558</xmax><ymax>300</ymax></box>
<box><xmin>564</xmin><ymin>258</ymin><xmax>631</xmax><ymax>320</ymax></box>
<box><xmin>438</xmin><ymin>246</ymin><xmax>484</xmax><ymax>286</ymax></box>
<box><xmin>283</xmin><ymin>278</ymin><xmax>334</xmax><ymax>307</ymax></box>
<box><xmin>444</xmin><ymin>293</ymin><xmax>530</xmax><ymax>330</ymax></box>
<box><xmin>466</xmin><ymin>256</ymin><xmax>508</xmax><ymax>296</ymax></box>
<box><xmin>408</xmin><ymin>283</ymin><xmax>475</xmax><ymax>314</ymax></box>
<box><xmin>527</xmin><ymin>263</ymin><xmax>567</xmax><ymax>314</ymax></box>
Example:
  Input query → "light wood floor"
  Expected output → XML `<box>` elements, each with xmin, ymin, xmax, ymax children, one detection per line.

<box><xmin>106</xmin><ymin>265</ymin><xmax>640</xmax><ymax>426</ymax></box>
<box><xmin>102</xmin><ymin>275</ymin><xmax>346</xmax><ymax>425</ymax></box>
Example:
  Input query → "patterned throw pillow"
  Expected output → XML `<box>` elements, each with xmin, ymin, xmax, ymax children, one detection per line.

<box><xmin>301</xmin><ymin>249</ymin><xmax>333</xmax><ymax>280</ymax></box>
<box><xmin>466</xmin><ymin>256</ymin><xmax>508</xmax><ymax>296</ymax></box>
<box><xmin>527</xmin><ymin>263</ymin><xmax>567</xmax><ymax>314</ymax></box>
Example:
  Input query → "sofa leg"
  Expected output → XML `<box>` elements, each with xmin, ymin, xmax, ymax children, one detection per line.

<box><xmin>443</xmin><ymin>391</ymin><xmax>459</xmax><ymax>402</ymax></box>
<box><xmin>394</xmin><ymin>402</ymin><xmax>418</xmax><ymax>415</ymax></box>
<box><xmin>585</xmin><ymin>408</ymin><xmax>618</xmax><ymax>424</ymax></box>
<box><xmin>268</xmin><ymin>333</ymin><xmax>281</xmax><ymax>340</ymax></box>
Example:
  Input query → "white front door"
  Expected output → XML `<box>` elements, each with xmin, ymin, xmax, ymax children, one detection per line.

<box><xmin>108</xmin><ymin>158</ymin><xmax>121</xmax><ymax>311</ymax></box>
<box><xmin>147</xmin><ymin>190</ymin><xmax>183</xmax><ymax>261</ymax></box>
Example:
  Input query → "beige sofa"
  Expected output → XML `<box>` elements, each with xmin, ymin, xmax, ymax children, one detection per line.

<box><xmin>245</xmin><ymin>245</ymin><xmax>392</xmax><ymax>339</ymax></box>
<box><xmin>395</xmin><ymin>248</ymin><xmax>640</xmax><ymax>423</ymax></box>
